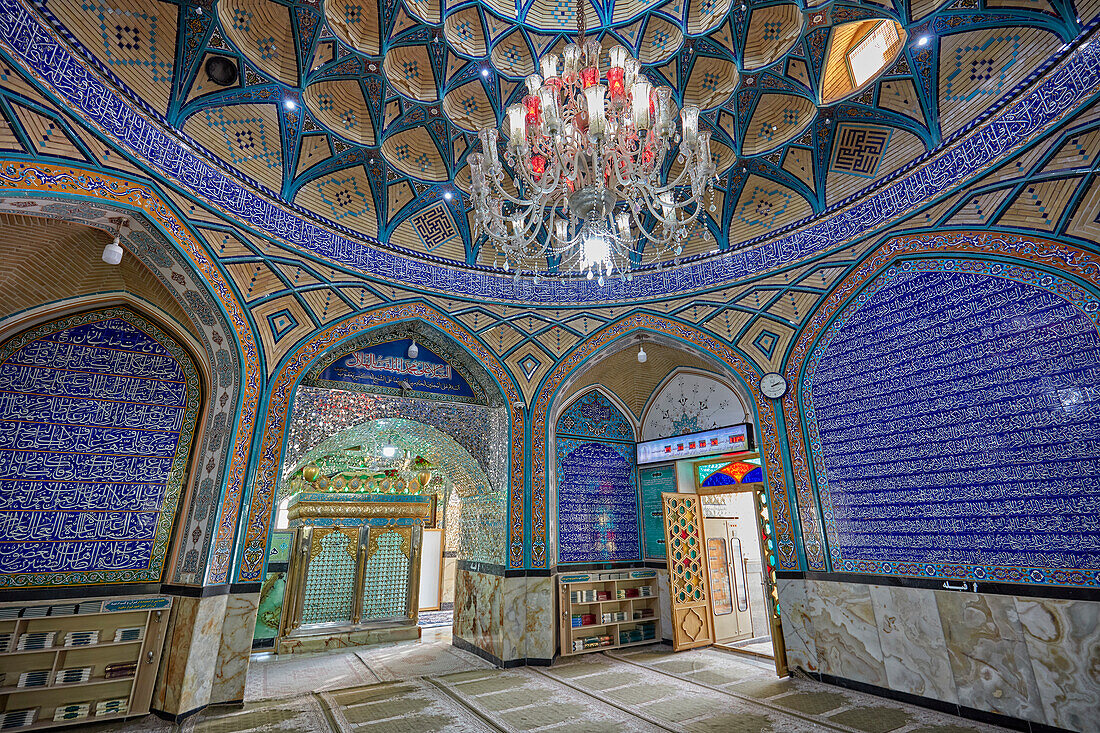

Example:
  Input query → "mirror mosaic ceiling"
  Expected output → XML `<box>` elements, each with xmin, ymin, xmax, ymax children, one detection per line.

<box><xmin>29</xmin><ymin>0</ymin><xmax>1086</xmax><ymax>281</ymax></box>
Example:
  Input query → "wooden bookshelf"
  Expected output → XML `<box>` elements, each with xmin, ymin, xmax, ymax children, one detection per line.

<box><xmin>558</xmin><ymin>569</ymin><xmax>660</xmax><ymax>656</ymax></box>
<box><xmin>0</xmin><ymin>595</ymin><xmax>171</xmax><ymax>730</ymax></box>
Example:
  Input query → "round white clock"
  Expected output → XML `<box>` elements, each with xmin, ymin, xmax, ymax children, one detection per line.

<box><xmin>760</xmin><ymin>372</ymin><xmax>788</xmax><ymax>399</ymax></box>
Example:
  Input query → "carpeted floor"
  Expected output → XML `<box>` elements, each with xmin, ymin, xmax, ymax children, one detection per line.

<box><xmin>87</xmin><ymin>632</ymin><xmax>1011</xmax><ymax>733</ymax></box>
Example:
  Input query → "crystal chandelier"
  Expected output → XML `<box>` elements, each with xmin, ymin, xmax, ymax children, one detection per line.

<box><xmin>468</xmin><ymin>1</ymin><xmax>717</xmax><ymax>284</ymax></box>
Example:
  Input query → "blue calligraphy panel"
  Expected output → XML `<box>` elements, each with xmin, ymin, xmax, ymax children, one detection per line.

<box><xmin>557</xmin><ymin>440</ymin><xmax>640</xmax><ymax>563</ymax></box>
<box><xmin>809</xmin><ymin>269</ymin><xmax>1100</xmax><ymax>585</ymax></box>
<box><xmin>0</xmin><ymin>310</ymin><xmax>199</xmax><ymax>587</ymax></box>
<box><xmin>557</xmin><ymin>391</ymin><xmax>634</xmax><ymax>442</ymax></box>
<box><xmin>310</xmin><ymin>339</ymin><xmax>476</xmax><ymax>401</ymax></box>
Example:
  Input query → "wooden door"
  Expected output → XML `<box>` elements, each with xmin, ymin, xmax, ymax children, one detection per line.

<box><xmin>661</xmin><ymin>492</ymin><xmax>715</xmax><ymax>651</ymax></box>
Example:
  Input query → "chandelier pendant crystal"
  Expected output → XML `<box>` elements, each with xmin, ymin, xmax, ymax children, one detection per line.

<box><xmin>469</xmin><ymin>5</ymin><xmax>718</xmax><ymax>284</ymax></box>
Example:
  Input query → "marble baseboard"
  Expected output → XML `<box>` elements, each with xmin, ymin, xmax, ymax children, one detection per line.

<box><xmin>1014</xmin><ymin>596</ymin><xmax>1100</xmax><ymax>731</ymax></box>
<box><xmin>777</xmin><ymin>578</ymin><xmax>817</xmax><ymax>673</ymax></box>
<box><xmin>502</xmin><ymin>575</ymin><xmax>526</xmax><ymax>661</ymax></box>
<box><xmin>453</xmin><ymin>567</ymin><xmax>503</xmax><ymax>660</ymax></box>
<box><xmin>210</xmin><ymin>591</ymin><xmax>259</xmax><ymax>704</ymax></box>
<box><xmin>525</xmin><ymin>575</ymin><xmax>555</xmax><ymax>660</ymax></box>
<box><xmin>937</xmin><ymin>591</ymin><xmax>1044</xmax><ymax>725</ymax></box>
<box><xmin>153</xmin><ymin>593</ymin><xmax>228</xmax><ymax>716</ymax></box>
<box><xmin>808</xmin><ymin>579</ymin><xmax>888</xmax><ymax>688</ymax></box>
<box><xmin>791</xmin><ymin>579</ymin><xmax>1100</xmax><ymax>732</ymax></box>
<box><xmin>870</xmin><ymin>585</ymin><xmax>957</xmax><ymax>703</ymax></box>
<box><xmin>276</xmin><ymin>624</ymin><xmax>420</xmax><ymax>654</ymax></box>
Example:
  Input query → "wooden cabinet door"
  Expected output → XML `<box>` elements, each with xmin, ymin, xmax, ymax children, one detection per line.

<box><xmin>661</xmin><ymin>492</ymin><xmax>715</xmax><ymax>651</ymax></box>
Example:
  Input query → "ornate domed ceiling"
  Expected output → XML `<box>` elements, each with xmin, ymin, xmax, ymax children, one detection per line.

<box><xmin>33</xmin><ymin>0</ymin><xmax>1082</xmax><ymax>279</ymax></box>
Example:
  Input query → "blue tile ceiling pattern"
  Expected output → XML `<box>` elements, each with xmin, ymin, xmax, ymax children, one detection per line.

<box><xmin>0</xmin><ymin>0</ymin><xmax>1091</xmax><ymax>299</ymax></box>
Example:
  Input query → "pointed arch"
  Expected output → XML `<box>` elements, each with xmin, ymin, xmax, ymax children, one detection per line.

<box><xmin>0</xmin><ymin>169</ymin><xmax>259</xmax><ymax>586</ymax></box>
<box><xmin>530</xmin><ymin>313</ymin><xmax>796</xmax><ymax>572</ymax></box>
<box><xmin>236</xmin><ymin>301</ymin><xmax>524</xmax><ymax>581</ymax></box>
<box><xmin>639</xmin><ymin>366</ymin><xmax>751</xmax><ymax>442</ymax></box>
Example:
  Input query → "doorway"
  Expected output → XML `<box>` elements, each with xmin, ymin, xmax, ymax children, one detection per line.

<box><xmin>701</xmin><ymin>491</ymin><xmax>773</xmax><ymax>657</ymax></box>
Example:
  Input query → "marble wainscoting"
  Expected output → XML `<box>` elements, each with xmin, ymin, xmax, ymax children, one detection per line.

<box><xmin>453</xmin><ymin>564</ymin><xmax>504</xmax><ymax>663</ymax></box>
<box><xmin>210</xmin><ymin>591</ymin><xmax>260</xmax><ymax>705</ymax></box>
<box><xmin>501</xmin><ymin>573</ymin><xmax>555</xmax><ymax>663</ymax></box>
<box><xmin>441</xmin><ymin>553</ymin><xmax>457</xmax><ymax>607</ymax></box>
<box><xmin>152</xmin><ymin>593</ymin><xmax>228</xmax><ymax>719</ymax></box>
<box><xmin>655</xmin><ymin>568</ymin><xmax>673</xmax><ymax>642</ymax></box>
<box><xmin>780</xmin><ymin>578</ymin><xmax>1100</xmax><ymax>733</ymax></box>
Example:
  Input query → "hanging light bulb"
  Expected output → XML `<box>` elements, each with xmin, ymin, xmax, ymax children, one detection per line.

<box><xmin>407</xmin><ymin>340</ymin><xmax>419</xmax><ymax>359</ymax></box>
<box><xmin>102</xmin><ymin>234</ymin><xmax>123</xmax><ymax>265</ymax></box>
<box><xmin>637</xmin><ymin>344</ymin><xmax>647</xmax><ymax>363</ymax></box>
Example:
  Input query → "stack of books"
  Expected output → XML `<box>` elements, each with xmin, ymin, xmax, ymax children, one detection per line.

<box><xmin>569</xmin><ymin>589</ymin><xmax>598</xmax><ymax>603</ymax></box>
<box><xmin>76</xmin><ymin>600</ymin><xmax>103</xmax><ymax>615</ymax></box>
<box><xmin>16</xmin><ymin>631</ymin><xmax>55</xmax><ymax>650</ymax></box>
<box><xmin>17</xmin><ymin>669</ymin><xmax>50</xmax><ymax>688</ymax></box>
<box><xmin>0</xmin><ymin>607</ymin><xmax>19</xmax><ymax>620</ymax></box>
<box><xmin>595</xmin><ymin>591</ymin><xmax>610</xmax><ymax>601</ymax></box>
<box><xmin>104</xmin><ymin>662</ymin><xmax>137</xmax><ymax>680</ymax></box>
<box><xmin>52</xmin><ymin>702</ymin><xmax>91</xmax><ymax>722</ymax></box>
<box><xmin>95</xmin><ymin>698</ymin><xmax>129</xmax><ymax>716</ymax></box>
<box><xmin>113</xmin><ymin>627</ymin><xmax>143</xmax><ymax>643</ymax></box>
<box><xmin>20</xmin><ymin>606</ymin><xmax>49</xmax><ymax>618</ymax></box>
<box><xmin>49</xmin><ymin>603</ymin><xmax>78</xmax><ymax>616</ymax></box>
<box><xmin>0</xmin><ymin>709</ymin><xmax>37</xmax><ymax>729</ymax></box>
<box><xmin>601</xmin><ymin>611</ymin><xmax>627</xmax><ymax>623</ymax></box>
<box><xmin>0</xmin><ymin>631</ymin><xmax>12</xmax><ymax>652</ymax></box>
<box><xmin>572</xmin><ymin>634</ymin><xmax>613</xmax><ymax>651</ymax></box>
<box><xmin>54</xmin><ymin>666</ymin><xmax>93</xmax><ymax>685</ymax></box>
<box><xmin>64</xmin><ymin>630</ymin><xmax>100</xmax><ymax>647</ymax></box>
<box><xmin>638</xmin><ymin>585</ymin><xmax>654</xmax><ymax>597</ymax></box>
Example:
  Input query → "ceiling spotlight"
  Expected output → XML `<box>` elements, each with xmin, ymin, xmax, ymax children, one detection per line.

<box><xmin>637</xmin><ymin>345</ymin><xmax>647</xmax><ymax>363</ymax></box>
<box><xmin>101</xmin><ymin>234</ymin><xmax>123</xmax><ymax>265</ymax></box>
<box><xmin>407</xmin><ymin>340</ymin><xmax>419</xmax><ymax>359</ymax></box>
<box><xmin>284</xmin><ymin>99</ymin><xmax>296</xmax><ymax>110</ymax></box>
<box><xmin>918</xmin><ymin>35</ymin><xmax>929</xmax><ymax>46</ymax></box>
<box><xmin>381</xmin><ymin>444</ymin><xmax>397</xmax><ymax>458</ymax></box>
<box><xmin>481</xmin><ymin>67</ymin><xmax>490</xmax><ymax>77</ymax></box>
<box><xmin>444</xmin><ymin>190</ymin><xmax>453</xmax><ymax>200</ymax></box>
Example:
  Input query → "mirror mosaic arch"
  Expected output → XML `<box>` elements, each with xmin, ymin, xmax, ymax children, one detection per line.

<box><xmin>783</xmin><ymin>230</ymin><xmax>1100</xmax><ymax>588</ymax></box>
<box><xmin>4</xmin><ymin>0</ymin><xmax>1094</xmax><ymax>294</ymax></box>
<box><xmin>238</xmin><ymin>302</ymin><xmax>524</xmax><ymax>581</ymax></box>
<box><xmin>0</xmin><ymin>191</ymin><xmax>258</xmax><ymax>587</ymax></box>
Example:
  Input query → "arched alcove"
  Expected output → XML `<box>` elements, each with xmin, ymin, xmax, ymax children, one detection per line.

<box><xmin>0</xmin><ymin>305</ymin><xmax>203</xmax><ymax>588</ymax></box>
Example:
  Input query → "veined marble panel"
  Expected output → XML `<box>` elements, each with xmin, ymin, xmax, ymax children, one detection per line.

<box><xmin>869</xmin><ymin>585</ymin><xmax>956</xmax><ymax>703</ymax></box>
<box><xmin>936</xmin><ymin>591</ymin><xmax>1044</xmax><ymax>724</ymax></box>
<box><xmin>1015</xmin><ymin>597</ymin><xmax>1100</xmax><ymax>731</ymax></box>
<box><xmin>453</xmin><ymin>567</ymin><xmax>502</xmax><ymax>660</ymax></box>
<box><xmin>808</xmin><ymin>581</ymin><xmax>887</xmax><ymax>686</ymax></box>
<box><xmin>502</xmin><ymin>575</ymin><xmax>526</xmax><ymax>661</ymax></box>
<box><xmin>441</xmin><ymin>555</ymin><xmax>456</xmax><ymax>605</ymax></box>
<box><xmin>211</xmin><ymin>592</ymin><xmax>260</xmax><ymax>704</ymax></box>
<box><xmin>777</xmin><ymin>578</ymin><xmax>817</xmax><ymax>673</ymax></box>
<box><xmin>153</xmin><ymin>594</ymin><xmax>228</xmax><ymax>715</ymax></box>
<box><xmin>525</xmin><ymin>575</ymin><xmax>555</xmax><ymax>660</ymax></box>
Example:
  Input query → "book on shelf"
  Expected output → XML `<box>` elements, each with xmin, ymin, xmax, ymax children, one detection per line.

<box><xmin>0</xmin><ymin>708</ymin><xmax>38</xmax><ymax>730</ymax></box>
<box><xmin>54</xmin><ymin>667</ymin><xmax>93</xmax><ymax>685</ymax></box>
<box><xmin>17</xmin><ymin>669</ymin><xmax>50</xmax><ymax>688</ymax></box>
<box><xmin>95</xmin><ymin>698</ymin><xmax>129</xmax><ymax>716</ymax></box>
<box><xmin>52</xmin><ymin>703</ymin><xmax>91</xmax><ymax>722</ymax></box>
<box><xmin>16</xmin><ymin>631</ymin><xmax>56</xmax><ymax>650</ymax></box>
<box><xmin>64</xmin><ymin>630</ymin><xmax>100</xmax><ymax>647</ymax></box>
<box><xmin>113</xmin><ymin>626</ymin><xmax>143</xmax><ymax>643</ymax></box>
<box><xmin>104</xmin><ymin>662</ymin><xmax>137</xmax><ymax>680</ymax></box>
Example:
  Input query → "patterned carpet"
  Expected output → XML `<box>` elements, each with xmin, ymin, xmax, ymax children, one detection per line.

<box><xmin>89</xmin><ymin>636</ymin><xmax>1012</xmax><ymax>733</ymax></box>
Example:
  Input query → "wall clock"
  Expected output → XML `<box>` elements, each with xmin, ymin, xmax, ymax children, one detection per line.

<box><xmin>760</xmin><ymin>372</ymin><xmax>788</xmax><ymax>399</ymax></box>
